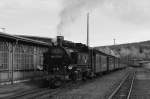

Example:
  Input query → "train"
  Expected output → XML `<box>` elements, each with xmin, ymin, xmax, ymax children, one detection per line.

<box><xmin>128</xmin><ymin>59</ymin><xmax>143</xmax><ymax>67</ymax></box>
<box><xmin>43</xmin><ymin>36</ymin><xmax>126</xmax><ymax>88</ymax></box>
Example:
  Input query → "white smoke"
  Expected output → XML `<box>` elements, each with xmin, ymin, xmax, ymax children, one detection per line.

<box><xmin>57</xmin><ymin>0</ymin><xmax>150</xmax><ymax>34</ymax></box>
<box><xmin>57</xmin><ymin>0</ymin><xmax>104</xmax><ymax>34</ymax></box>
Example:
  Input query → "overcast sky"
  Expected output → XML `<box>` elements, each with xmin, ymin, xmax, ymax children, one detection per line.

<box><xmin>0</xmin><ymin>0</ymin><xmax>150</xmax><ymax>46</ymax></box>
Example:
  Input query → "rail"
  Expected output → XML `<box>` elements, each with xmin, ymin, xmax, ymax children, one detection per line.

<box><xmin>108</xmin><ymin>71</ymin><xmax>135</xmax><ymax>99</ymax></box>
<box><xmin>127</xmin><ymin>72</ymin><xmax>135</xmax><ymax>99</ymax></box>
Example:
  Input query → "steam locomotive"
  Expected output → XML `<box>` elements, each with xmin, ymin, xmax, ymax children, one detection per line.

<box><xmin>43</xmin><ymin>36</ymin><xmax>126</xmax><ymax>88</ymax></box>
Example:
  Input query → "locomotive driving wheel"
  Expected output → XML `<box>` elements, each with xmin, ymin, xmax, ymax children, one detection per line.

<box><xmin>50</xmin><ymin>79</ymin><xmax>62</xmax><ymax>88</ymax></box>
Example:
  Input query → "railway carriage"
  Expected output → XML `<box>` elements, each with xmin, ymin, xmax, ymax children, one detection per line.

<box><xmin>92</xmin><ymin>50</ymin><xmax>108</xmax><ymax>74</ymax></box>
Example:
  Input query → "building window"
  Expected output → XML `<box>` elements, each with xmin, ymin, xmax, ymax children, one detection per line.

<box><xmin>0</xmin><ymin>42</ymin><xmax>9</xmax><ymax>70</ymax></box>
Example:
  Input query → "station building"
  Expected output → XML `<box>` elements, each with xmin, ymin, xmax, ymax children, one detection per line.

<box><xmin>0</xmin><ymin>32</ymin><xmax>51</xmax><ymax>84</ymax></box>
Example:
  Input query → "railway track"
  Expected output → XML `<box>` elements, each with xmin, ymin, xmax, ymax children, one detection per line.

<box><xmin>4</xmin><ymin>87</ymin><xmax>49</xmax><ymax>99</ymax></box>
<box><xmin>129</xmin><ymin>69</ymin><xmax>150</xmax><ymax>99</ymax></box>
<box><xmin>1</xmin><ymin>68</ymin><xmax>131</xmax><ymax>99</ymax></box>
<box><xmin>4</xmin><ymin>80</ymin><xmax>92</xmax><ymax>99</ymax></box>
<box><xmin>108</xmin><ymin>68</ymin><xmax>150</xmax><ymax>99</ymax></box>
<box><xmin>108</xmin><ymin>71</ymin><xmax>135</xmax><ymax>99</ymax></box>
<box><xmin>4</xmin><ymin>83</ymin><xmax>72</xmax><ymax>99</ymax></box>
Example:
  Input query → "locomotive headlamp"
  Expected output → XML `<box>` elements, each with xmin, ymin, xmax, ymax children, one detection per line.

<box><xmin>68</xmin><ymin>65</ymin><xmax>73</xmax><ymax>70</ymax></box>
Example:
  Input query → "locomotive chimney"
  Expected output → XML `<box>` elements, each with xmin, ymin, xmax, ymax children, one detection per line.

<box><xmin>57</xmin><ymin>35</ymin><xmax>64</xmax><ymax>46</ymax></box>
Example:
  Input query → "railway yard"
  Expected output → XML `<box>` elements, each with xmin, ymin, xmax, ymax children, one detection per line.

<box><xmin>0</xmin><ymin>32</ymin><xmax>149</xmax><ymax>99</ymax></box>
<box><xmin>2</xmin><ymin>0</ymin><xmax>150</xmax><ymax>98</ymax></box>
<box><xmin>0</xmin><ymin>33</ymin><xmax>143</xmax><ymax>99</ymax></box>
<box><xmin>0</xmin><ymin>67</ymin><xmax>130</xmax><ymax>99</ymax></box>
<box><xmin>1</xmin><ymin>0</ymin><xmax>150</xmax><ymax>99</ymax></box>
<box><xmin>1</xmin><ymin>67</ymin><xmax>150</xmax><ymax>99</ymax></box>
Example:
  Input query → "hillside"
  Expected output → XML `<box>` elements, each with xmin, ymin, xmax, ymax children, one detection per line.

<box><xmin>95</xmin><ymin>40</ymin><xmax>150</xmax><ymax>60</ymax></box>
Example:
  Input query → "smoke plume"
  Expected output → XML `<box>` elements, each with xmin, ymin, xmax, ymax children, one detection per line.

<box><xmin>57</xmin><ymin>0</ymin><xmax>104</xmax><ymax>34</ymax></box>
<box><xmin>57</xmin><ymin>0</ymin><xmax>150</xmax><ymax>35</ymax></box>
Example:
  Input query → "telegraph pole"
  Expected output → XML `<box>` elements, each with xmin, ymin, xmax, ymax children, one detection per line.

<box><xmin>87</xmin><ymin>13</ymin><xmax>89</xmax><ymax>47</ymax></box>
<box><xmin>113</xmin><ymin>38</ymin><xmax>116</xmax><ymax>45</ymax></box>
<box><xmin>87</xmin><ymin>12</ymin><xmax>92</xmax><ymax>72</ymax></box>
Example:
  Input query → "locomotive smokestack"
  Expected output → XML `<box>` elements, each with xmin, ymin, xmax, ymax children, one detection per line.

<box><xmin>57</xmin><ymin>35</ymin><xmax>64</xmax><ymax>47</ymax></box>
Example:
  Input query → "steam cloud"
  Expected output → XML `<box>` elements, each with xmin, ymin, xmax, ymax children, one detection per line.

<box><xmin>57</xmin><ymin>0</ymin><xmax>104</xmax><ymax>35</ymax></box>
<box><xmin>57</xmin><ymin>0</ymin><xmax>150</xmax><ymax>35</ymax></box>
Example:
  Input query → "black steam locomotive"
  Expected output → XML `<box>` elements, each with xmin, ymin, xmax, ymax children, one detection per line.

<box><xmin>43</xmin><ymin>36</ymin><xmax>126</xmax><ymax>87</ymax></box>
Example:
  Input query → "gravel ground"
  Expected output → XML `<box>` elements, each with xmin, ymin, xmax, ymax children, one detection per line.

<box><xmin>0</xmin><ymin>67</ymin><xmax>132</xmax><ymax>99</ymax></box>
<box><xmin>0</xmin><ymin>79</ymin><xmax>47</xmax><ymax>98</ymax></box>
<box><xmin>51</xmin><ymin>68</ymin><xmax>132</xmax><ymax>99</ymax></box>
<box><xmin>130</xmin><ymin>70</ymin><xmax>150</xmax><ymax>99</ymax></box>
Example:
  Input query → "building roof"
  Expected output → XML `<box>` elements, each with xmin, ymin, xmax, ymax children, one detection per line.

<box><xmin>16</xmin><ymin>35</ymin><xmax>53</xmax><ymax>44</ymax></box>
<box><xmin>0</xmin><ymin>32</ymin><xmax>51</xmax><ymax>46</ymax></box>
